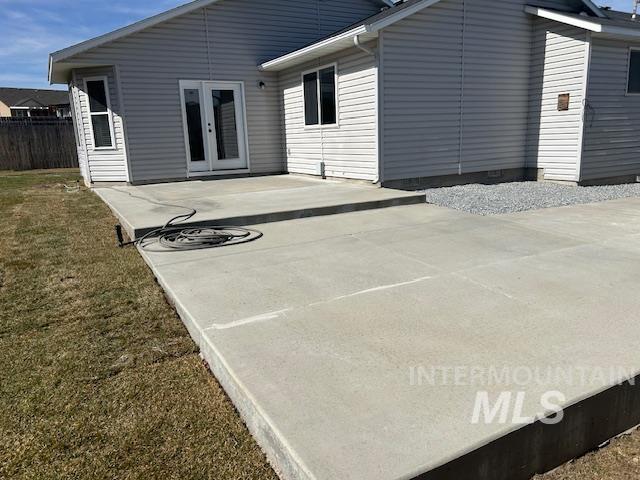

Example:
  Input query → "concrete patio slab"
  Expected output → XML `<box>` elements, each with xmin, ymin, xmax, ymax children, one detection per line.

<box><xmin>94</xmin><ymin>175</ymin><xmax>425</xmax><ymax>239</ymax></box>
<box><xmin>113</xmin><ymin>198</ymin><xmax>640</xmax><ymax>480</ymax></box>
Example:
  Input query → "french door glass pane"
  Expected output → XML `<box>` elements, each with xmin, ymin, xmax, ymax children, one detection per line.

<box><xmin>91</xmin><ymin>114</ymin><xmax>113</xmax><ymax>148</ymax></box>
<box><xmin>183</xmin><ymin>88</ymin><xmax>206</xmax><ymax>162</ymax></box>
<box><xmin>212</xmin><ymin>89</ymin><xmax>239</xmax><ymax>160</ymax></box>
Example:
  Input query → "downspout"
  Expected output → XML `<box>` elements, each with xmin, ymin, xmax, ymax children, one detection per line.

<box><xmin>354</xmin><ymin>34</ymin><xmax>381</xmax><ymax>183</ymax></box>
<box><xmin>458</xmin><ymin>0</ymin><xmax>466</xmax><ymax>176</ymax></box>
<box><xmin>576</xmin><ymin>31</ymin><xmax>592</xmax><ymax>184</ymax></box>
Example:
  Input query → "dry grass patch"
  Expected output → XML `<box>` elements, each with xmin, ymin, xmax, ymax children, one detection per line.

<box><xmin>0</xmin><ymin>170</ymin><xmax>276</xmax><ymax>480</ymax></box>
<box><xmin>536</xmin><ymin>432</ymin><xmax>640</xmax><ymax>480</ymax></box>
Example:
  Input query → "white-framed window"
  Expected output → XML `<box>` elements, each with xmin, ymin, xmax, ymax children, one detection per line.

<box><xmin>627</xmin><ymin>48</ymin><xmax>640</xmax><ymax>95</ymax></box>
<box><xmin>302</xmin><ymin>63</ymin><xmax>338</xmax><ymax>127</ymax></box>
<box><xmin>83</xmin><ymin>76</ymin><xmax>115</xmax><ymax>149</ymax></box>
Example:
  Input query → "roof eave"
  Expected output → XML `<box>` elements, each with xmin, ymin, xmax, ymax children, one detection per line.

<box><xmin>50</xmin><ymin>0</ymin><xmax>222</xmax><ymax>65</ymax></box>
<box><xmin>260</xmin><ymin>25</ymin><xmax>371</xmax><ymax>72</ymax></box>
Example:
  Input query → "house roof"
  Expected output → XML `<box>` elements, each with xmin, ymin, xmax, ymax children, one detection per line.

<box><xmin>0</xmin><ymin>87</ymin><xmax>69</xmax><ymax>108</ymax></box>
<box><xmin>260</xmin><ymin>0</ymin><xmax>440</xmax><ymax>71</ymax></box>
<box><xmin>259</xmin><ymin>0</ymin><xmax>607</xmax><ymax>71</ymax></box>
<box><xmin>525</xmin><ymin>6</ymin><xmax>640</xmax><ymax>38</ymax></box>
<box><xmin>49</xmin><ymin>0</ymin><xmax>395</xmax><ymax>83</ymax></box>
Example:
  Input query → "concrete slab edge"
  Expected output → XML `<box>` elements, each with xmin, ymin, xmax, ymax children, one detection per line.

<box><xmin>132</xmin><ymin>194</ymin><xmax>426</xmax><ymax>238</ymax></box>
<box><xmin>133</xmin><ymin>240</ymin><xmax>640</xmax><ymax>480</ymax></box>
<box><xmin>411</xmin><ymin>374</ymin><xmax>640</xmax><ymax>480</ymax></box>
<box><xmin>94</xmin><ymin>189</ymin><xmax>137</xmax><ymax>241</ymax></box>
<box><xmin>138</xmin><ymin>247</ymin><xmax>315</xmax><ymax>480</ymax></box>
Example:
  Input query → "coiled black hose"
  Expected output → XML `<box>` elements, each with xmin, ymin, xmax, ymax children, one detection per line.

<box><xmin>115</xmin><ymin>194</ymin><xmax>262</xmax><ymax>251</ymax></box>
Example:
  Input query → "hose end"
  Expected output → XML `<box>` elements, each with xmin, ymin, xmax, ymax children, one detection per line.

<box><xmin>115</xmin><ymin>224</ymin><xmax>125</xmax><ymax>248</ymax></box>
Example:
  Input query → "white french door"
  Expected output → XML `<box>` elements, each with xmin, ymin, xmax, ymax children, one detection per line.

<box><xmin>180</xmin><ymin>80</ymin><xmax>248</xmax><ymax>174</ymax></box>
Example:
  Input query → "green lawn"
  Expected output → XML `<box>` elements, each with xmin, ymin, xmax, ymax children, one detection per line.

<box><xmin>1</xmin><ymin>169</ymin><xmax>639</xmax><ymax>480</ymax></box>
<box><xmin>0</xmin><ymin>169</ymin><xmax>276</xmax><ymax>480</ymax></box>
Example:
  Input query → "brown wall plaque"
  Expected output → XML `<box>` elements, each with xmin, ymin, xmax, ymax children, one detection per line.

<box><xmin>557</xmin><ymin>93</ymin><xmax>570</xmax><ymax>111</ymax></box>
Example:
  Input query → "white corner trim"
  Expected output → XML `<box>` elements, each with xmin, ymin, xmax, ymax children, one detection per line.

<box><xmin>576</xmin><ymin>31</ymin><xmax>592</xmax><ymax>183</ymax></box>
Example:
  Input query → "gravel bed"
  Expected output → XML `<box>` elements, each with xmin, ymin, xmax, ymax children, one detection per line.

<box><xmin>423</xmin><ymin>181</ymin><xmax>640</xmax><ymax>215</ymax></box>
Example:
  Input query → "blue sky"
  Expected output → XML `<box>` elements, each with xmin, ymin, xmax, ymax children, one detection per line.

<box><xmin>0</xmin><ymin>0</ymin><xmax>635</xmax><ymax>90</ymax></box>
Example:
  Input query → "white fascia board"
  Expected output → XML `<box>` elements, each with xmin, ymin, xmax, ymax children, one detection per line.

<box><xmin>260</xmin><ymin>25</ymin><xmax>369</xmax><ymax>71</ymax></box>
<box><xmin>524</xmin><ymin>6</ymin><xmax>603</xmax><ymax>31</ymax></box>
<box><xmin>50</xmin><ymin>0</ymin><xmax>221</xmax><ymax>64</ymax></box>
<box><xmin>525</xmin><ymin>6</ymin><xmax>640</xmax><ymax>39</ymax></box>
<box><xmin>260</xmin><ymin>0</ymin><xmax>443</xmax><ymax>71</ymax></box>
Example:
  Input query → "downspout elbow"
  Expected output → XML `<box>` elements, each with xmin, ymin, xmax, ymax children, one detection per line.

<box><xmin>353</xmin><ymin>34</ymin><xmax>375</xmax><ymax>57</ymax></box>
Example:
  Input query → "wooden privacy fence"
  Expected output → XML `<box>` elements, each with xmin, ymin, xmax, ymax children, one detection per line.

<box><xmin>0</xmin><ymin>117</ymin><xmax>78</xmax><ymax>170</ymax></box>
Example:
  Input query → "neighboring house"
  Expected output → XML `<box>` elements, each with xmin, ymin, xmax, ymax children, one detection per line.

<box><xmin>0</xmin><ymin>88</ymin><xmax>71</xmax><ymax>118</ymax></box>
<box><xmin>48</xmin><ymin>0</ymin><xmax>640</xmax><ymax>187</ymax></box>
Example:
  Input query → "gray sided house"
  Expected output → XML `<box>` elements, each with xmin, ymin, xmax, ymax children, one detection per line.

<box><xmin>49</xmin><ymin>0</ymin><xmax>640</xmax><ymax>187</ymax></box>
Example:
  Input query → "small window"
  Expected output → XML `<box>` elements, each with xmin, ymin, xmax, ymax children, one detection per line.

<box><xmin>85</xmin><ymin>78</ymin><xmax>114</xmax><ymax>148</ymax></box>
<box><xmin>628</xmin><ymin>50</ymin><xmax>640</xmax><ymax>94</ymax></box>
<box><xmin>303</xmin><ymin>65</ymin><xmax>336</xmax><ymax>126</ymax></box>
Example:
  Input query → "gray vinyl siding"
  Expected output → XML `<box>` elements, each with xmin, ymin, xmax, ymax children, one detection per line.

<box><xmin>527</xmin><ymin>21</ymin><xmax>588</xmax><ymax>182</ymax></box>
<box><xmin>65</xmin><ymin>0</ymin><xmax>382</xmax><ymax>183</ymax></box>
<box><xmin>581</xmin><ymin>38</ymin><xmax>640</xmax><ymax>180</ymax></box>
<box><xmin>379</xmin><ymin>0</ymin><xmax>588</xmax><ymax>182</ymax></box>
<box><xmin>381</xmin><ymin>0</ymin><xmax>463</xmax><ymax>180</ymax></box>
<box><xmin>281</xmin><ymin>44</ymin><xmax>378</xmax><ymax>181</ymax></box>
<box><xmin>73</xmin><ymin>66</ymin><xmax>128</xmax><ymax>182</ymax></box>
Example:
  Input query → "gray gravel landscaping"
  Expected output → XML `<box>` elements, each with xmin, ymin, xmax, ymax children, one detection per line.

<box><xmin>424</xmin><ymin>181</ymin><xmax>640</xmax><ymax>215</ymax></box>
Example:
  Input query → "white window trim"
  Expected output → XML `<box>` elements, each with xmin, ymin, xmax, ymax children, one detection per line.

<box><xmin>301</xmin><ymin>62</ymin><xmax>339</xmax><ymax>130</ymax></box>
<box><xmin>626</xmin><ymin>47</ymin><xmax>640</xmax><ymax>96</ymax></box>
<box><xmin>83</xmin><ymin>76</ymin><xmax>116</xmax><ymax>151</ymax></box>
